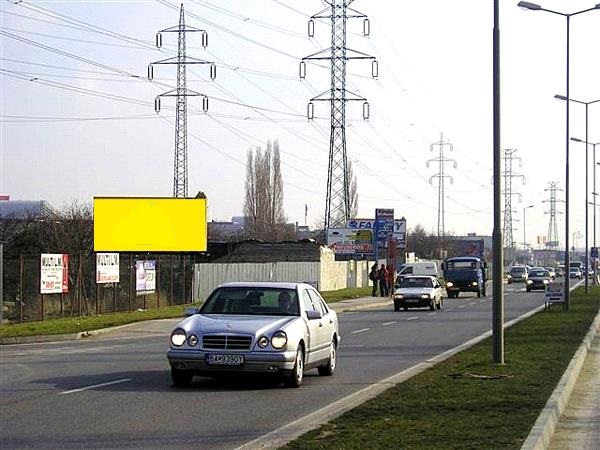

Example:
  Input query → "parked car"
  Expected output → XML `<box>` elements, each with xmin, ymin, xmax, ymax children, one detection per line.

<box><xmin>526</xmin><ymin>269</ymin><xmax>552</xmax><ymax>292</ymax></box>
<box><xmin>569</xmin><ymin>267</ymin><xmax>583</xmax><ymax>279</ymax></box>
<box><xmin>508</xmin><ymin>265</ymin><xmax>528</xmax><ymax>284</ymax></box>
<box><xmin>166</xmin><ymin>282</ymin><xmax>340</xmax><ymax>388</ymax></box>
<box><xmin>393</xmin><ymin>275</ymin><xmax>444</xmax><ymax>311</ymax></box>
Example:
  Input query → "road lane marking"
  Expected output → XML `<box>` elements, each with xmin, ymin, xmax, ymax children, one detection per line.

<box><xmin>479</xmin><ymin>300</ymin><xmax>487</xmax><ymax>303</ymax></box>
<box><xmin>457</xmin><ymin>305</ymin><xmax>467</xmax><ymax>309</ymax></box>
<box><xmin>351</xmin><ymin>328</ymin><xmax>369</xmax><ymax>334</ymax></box>
<box><xmin>427</xmin><ymin>312</ymin><xmax>436</xmax><ymax>316</ymax></box>
<box><xmin>59</xmin><ymin>378</ymin><xmax>131</xmax><ymax>395</ymax></box>
<box><xmin>469</xmin><ymin>302</ymin><xmax>476</xmax><ymax>306</ymax></box>
<box><xmin>406</xmin><ymin>317</ymin><xmax>418</xmax><ymax>321</ymax></box>
<box><xmin>382</xmin><ymin>321</ymin><xmax>397</xmax><ymax>326</ymax></box>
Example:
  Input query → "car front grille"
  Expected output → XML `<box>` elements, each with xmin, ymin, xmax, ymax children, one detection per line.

<box><xmin>202</xmin><ymin>334</ymin><xmax>252</xmax><ymax>350</ymax></box>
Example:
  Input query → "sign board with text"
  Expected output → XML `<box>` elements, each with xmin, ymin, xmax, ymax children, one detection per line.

<box><xmin>347</xmin><ymin>217</ymin><xmax>406</xmax><ymax>248</ymax></box>
<box><xmin>545</xmin><ymin>281</ymin><xmax>564</xmax><ymax>304</ymax></box>
<box><xmin>40</xmin><ymin>254</ymin><xmax>69</xmax><ymax>294</ymax></box>
<box><xmin>96</xmin><ymin>253</ymin><xmax>120</xmax><ymax>284</ymax></box>
<box><xmin>327</xmin><ymin>228</ymin><xmax>373</xmax><ymax>254</ymax></box>
<box><xmin>136</xmin><ymin>260</ymin><xmax>156</xmax><ymax>295</ymax></box>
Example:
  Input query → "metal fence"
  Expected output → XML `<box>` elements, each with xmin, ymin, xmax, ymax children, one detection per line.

<box><xmin>2</xmin><ymin>253</ymin><xmax>194</xmax><ymax>323</ymax></box>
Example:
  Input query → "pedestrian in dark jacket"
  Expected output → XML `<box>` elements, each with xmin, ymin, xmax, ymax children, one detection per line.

<box><xmin>386</xmin><ymin>264</ymin><xmax>395</xmax><ymax>295</ymax></box>
<box><xmin>378</xmin><ymin>264</ymin><xmax>388</xmax><ymax>297</ymax></box>
<box><xmin>369</xmin><ymin>263</ymin><xmax>378</xmax><ymax>296</ymax></box>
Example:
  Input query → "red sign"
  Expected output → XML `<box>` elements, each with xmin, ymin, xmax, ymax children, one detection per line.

<box><xmin>62</xmin><ymin>254</ymin><xmax>69</xmax><ymax>293</ymax></box>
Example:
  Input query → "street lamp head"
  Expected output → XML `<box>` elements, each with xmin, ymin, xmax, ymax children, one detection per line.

<box><xmin>571</xmin><ymin>137</ymin><xmax>584</xmax><ymax>143</ymax></box>
<box><xmin>554</xmin><ymin>94</ymin><xmax>568</xmax><ymax>101</ymax></box>
<box><xmin>596</xmin><ymin>3</ymin><xmax>600</xmax><ymax>9</ymax></box>
<box><xmin>518</xmin><ymin>1</ymin><xmax>543</xmax><ymax>10</ymax></box>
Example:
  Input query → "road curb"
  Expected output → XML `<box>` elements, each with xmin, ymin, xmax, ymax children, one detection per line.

<box><xmin>520</xmin><ymin>307</ymin><xmax>600</xmax><ymax>450</ymax></box>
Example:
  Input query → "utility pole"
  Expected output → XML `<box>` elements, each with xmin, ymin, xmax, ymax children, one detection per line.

<box><xmin>543</xmin><ymin>181</ymin><xmax>564</xmax><ymax>253</ymax></box>
<box><xmin>300</xmin><ymin>0</ymin><xmax>378</xmax><ymax>230</ymax></box>
<box><xmin>148</xmin><ymin>4</ymin><xmax>216</xmax><ymax>198</ymax></box>
<box><xmin>427</xmin><ymin>133</ymin><xmax>456</xmax><ymax>238</ymax></box>
<box><xmin>502</xmin><ymin>149</ymin><xmax>526</xmax><ymax>266</ymax></box>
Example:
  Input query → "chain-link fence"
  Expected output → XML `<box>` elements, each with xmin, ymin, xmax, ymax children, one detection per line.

<box><xmin>2</xmin><ymin>253</ymin><xmax>194</xmax><ymax>323</ymax></box>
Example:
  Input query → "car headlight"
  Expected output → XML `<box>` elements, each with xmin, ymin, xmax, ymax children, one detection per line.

<box><xmin>394</xmin><ymin>294</ymin><xmax>404</xmax><ymax>299</ymax></box>
<box><xmin>543</xmin><ymin>279</ymin><xmax>549</xmax><ymax>284</ymax></box>
<box><xmin>446</xmin><ymin>282</ymin><xmax>454</xmax><ymax>288</ymax></box>
<box><xmin>421</xmin><ymin>294</ymin><xmax>430</xmax><ymax>299</ymax></box>
<box><xmin>471</xmin><ymin>282</ymin><xmax>478</xmax><ymax>287</ymax></box>
<box><xmin>271</xmin><ymin>331</ymin><xmax>287</xmax><ymax>349</ymax></box>
<box><xmin>257</xmin><ymin>336</ymin><xmax>269</xmax><ymax>348</ymax></box>
<box><xmin>527</xmin><ymin>280</ymin><xmax>533</xmax><ymax>284</ymax></box>
<box><xmin>170</xmin><ymin>328</ymin><xmax>187</xmax><ymax>347</ymax></box>
<box><xmin>187</xmin><ymin>334</ymin><xmax>198</xmax><ymax>346</ymax></box>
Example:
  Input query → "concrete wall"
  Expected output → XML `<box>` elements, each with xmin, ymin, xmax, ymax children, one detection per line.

<box><xmin>192</xmin><ymin>252</ymin><xmax>372</xmax><ymax>301</ymax></box>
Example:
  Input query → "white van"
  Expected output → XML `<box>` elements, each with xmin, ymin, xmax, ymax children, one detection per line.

<box><xmin>397</xmin><ymin>262</ymin><xmax>439</xmax><ymax>278</ymax></box>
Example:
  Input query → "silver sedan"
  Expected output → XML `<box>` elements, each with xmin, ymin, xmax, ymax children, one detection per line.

<box><xmin>167</xmin><ymin>282</ymin><xmax>340</xmax><ymax>388</ymax></box>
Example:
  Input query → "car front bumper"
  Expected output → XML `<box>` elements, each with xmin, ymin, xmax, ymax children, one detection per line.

<box><xmin>394</xmin><ymin>297</ymin><xmax>431</xmax><ymax>308</ymax></box>
<box><xmin>167</xmin><ymin>348</ymin><xmax>297</xmax><ymax>374</ymax></box>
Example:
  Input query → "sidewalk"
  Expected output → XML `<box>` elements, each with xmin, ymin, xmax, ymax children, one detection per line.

<box><xmin>548</xmin><ymin>333</ymin><xmax>600</xmax><ymax>450</ymax></box>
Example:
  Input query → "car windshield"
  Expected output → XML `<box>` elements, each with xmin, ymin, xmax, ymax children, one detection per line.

<box><xmin>511</xmin><ymin>267</ymin><xmax>526</xmax><ymax>274</ymax></box>
<box><xmin>447</xmin><ymin>261</ymin><xmax>477</xmax><ymax>271</ymax></box>
<box><xmin>198</xmin><ymin>287</ymin><xmax>300</xmax><ymax>316</ymax></box>
<box><xmin>530</xmin><ymin>270</ymin><xmax>548</xmax><ymax>277</ymax></box>
<box><xmin>400</xmin><ymin>277</ymin><xmax>433</xmax><ymax>288</ymax></box>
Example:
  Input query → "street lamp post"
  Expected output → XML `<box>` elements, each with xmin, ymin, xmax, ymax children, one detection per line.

<box><xmin>517</xmin><ymin>1</ymin><xmax>600</xmax><ymax>310</ymax></box>
<box><xmin>572</xmin><ymin>138</ymin><xmax>600</xmax><ymax>286</ymax></box>
<box><xmin>556</xmin><ymin>97</ymin><xmax>600</xmax><ymax>293</ymax></box>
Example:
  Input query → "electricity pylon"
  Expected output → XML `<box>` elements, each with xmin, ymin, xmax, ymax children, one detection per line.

<box><xmin>502</xmin><ymin>148</ymin><xmax>526</xmax><ymax>265</ymax></box>
<box><xmin>148</xmin><ymin>4</ymin><xmax>216</xmax><ymax>198</ymax></box>
<box><xmin>544</xmin><ymin>181</ymin><xmax>563</xmax><ymax>251</ymax></box>
<box><xmin>427</xmin><ymin>133</ymin><xmax>456</xmax><ymax>237</ymax></box>
<box><xmin>300</xmin><ymin>0</ymin><xmax>378</xmax><ymax>230</ymax></box>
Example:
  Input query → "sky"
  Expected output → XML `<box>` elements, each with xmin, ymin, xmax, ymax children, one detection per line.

<box><xmin>1</xmin><ymin>0</ymin><xmax>599</xmax><ymax>250</ymax></box>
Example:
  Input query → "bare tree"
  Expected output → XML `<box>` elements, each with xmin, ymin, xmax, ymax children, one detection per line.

<box><xmin>243</xmin><ymin>139</ymin><xmax>288</xmax><ymax>240</ymax></box>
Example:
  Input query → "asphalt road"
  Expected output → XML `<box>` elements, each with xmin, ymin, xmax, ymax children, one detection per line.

<box><xmin>0</xmin><ymin>280</ymin><xmax>578</xmax><ymax>449</ymax></box>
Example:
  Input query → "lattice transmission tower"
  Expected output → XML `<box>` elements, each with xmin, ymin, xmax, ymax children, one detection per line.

<box><xmin>502</xmin><ymin>149</ymin><xmax>526</xmax><ymax>263</ymax></box>
<box><xmin>543</xmin><ymin>181</ymin><xmax>563</xmax><ymax>251</ymax></box>
<box><xmin>300</xmin><ymin>0</ymin><xmax>378</xmax><ymax>229</ymax></box>
<box><xmin>148</xmin><ymin>4</ymin><xmax>216</xmax><ymax>198</ymax></box>
<box><xmin>427</xmin><ymin>134</ymin><xmax>456</xmax><ymax>237</ymax></box>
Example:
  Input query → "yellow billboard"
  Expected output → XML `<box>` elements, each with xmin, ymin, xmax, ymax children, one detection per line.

<box><xmin>93</xmin><ymin>197</ymin><xmax>207</xmax><ymax>252</ymax></box>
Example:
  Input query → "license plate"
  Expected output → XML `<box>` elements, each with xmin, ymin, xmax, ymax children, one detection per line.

<box><xmin>206</xmin><ymin>354</ymin><xmax>244</xmax><ymax>366</ymax></box>
<box><xmin>406</xmin><ymin>299</ymin><xmax>419</xmax><ymax>303</ymax></box>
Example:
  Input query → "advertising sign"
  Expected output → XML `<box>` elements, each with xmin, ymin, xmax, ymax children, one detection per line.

<box><xmin>327</xmin><ymin>228</ymin><xmax>373</xmax><ymax>254</ymax></box>
<box><xmin>346</xmin><ymin>217</ymin><xmax>406</xmax><ymax>248</ymax></box>
<box><xmin>545</xmin><ymin>281</ymin><xmax>564</xmax><ymax>304</ymax></box>
<box><xmin>94</xmin><ymin>197</ymin><xmax>207</xmax><ymax>252</ymax></box>
<box><xmin>96</xmin><ymin>253</ymin><xmax>120</xmax><ymax>284</ymax></box>
<box><xmin>40</xmin><ymin>253</ymin><xmax>69</xmax><ymax>294</ymax></box>
<box><xmin>136</xmin><ymin>260</ymin><xmax>156</xmax><ymax>295</ymax></box>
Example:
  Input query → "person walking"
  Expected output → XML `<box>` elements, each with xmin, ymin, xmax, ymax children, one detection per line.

<box><xmin>378</xmin><ymin>263</ymin><xmax>388</xmax><ymax>297</ymax></box>
<box><xmin>386</xmin><ymin>264</ymin><xmax>395</xmax><ymax>295</ymax></box>
<box><xmin>369</xmin><ymin>263</ymin><xmax>378</xmax><ymax>297</ymax></box>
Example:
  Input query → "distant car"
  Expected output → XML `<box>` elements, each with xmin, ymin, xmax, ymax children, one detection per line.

<box><xmin>569</xmin><ymin>267</ymin><xmax>583</xmax><ymax>279</ymax></box>
<box><xmin>526</xmin><ymin>269</ymin><xmax>552</xmax><ymax>292</ymax></box>
<box><xmin>166</xmin><ymin>282</ymin><xmax>340</xmax><ymax>388</ymax></box>
<box><xmin>393</xmin><ymin>275</ymin><xmax>444</xmax><ymax>311</ymax></box>
<box><xmin>555</xmin><ymin>267</ymin><xmax>564</xmax><ymax>278</ymax></box>
<box><xmin>544</xmin><ymin>267</ymin><xmax>556</xmax><ymax>279</ymax></box>
<box><xmin>508</xmin><ymin>266</ymin><xmax>528</xmax><ymax>284</ymax></box>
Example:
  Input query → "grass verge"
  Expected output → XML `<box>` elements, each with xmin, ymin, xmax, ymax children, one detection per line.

<box><xmin>282</xmin><ymin>286</ymin><xmax>600</xmax><ymax>450</ymax></box>
<box><xmin>0</xmin><ymin>286</ymin><xmax>372</xmax><ymax>338</ymax></box>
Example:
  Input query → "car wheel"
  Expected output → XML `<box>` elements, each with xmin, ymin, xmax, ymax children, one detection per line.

<box><xmin>285</xmin><ymin>347</ymin><xmax>304</xmax><ymax>388</ymax></box>
<box><xmin>429</xmin><ymin>300</ymin><xmax>435</xmax><ymax>311</ymax></box>
<box><xmin>171</xmin><ymin>367</ymin><xmax>193</xmax><ymax>387</ymax></box>
<box><xmin>318</xmin><ymin>341</ymin><xmax>337</xmax><ymax>376</ymax></box>
<box><xmin>403</xmin><ymin>306</ymin><xmax>408</xmax><ymax>311</ymax></box>
<box><xmin>394</xmin><ymin>301</ymin><xmax>400</xmax><ymax>312</ymax></box>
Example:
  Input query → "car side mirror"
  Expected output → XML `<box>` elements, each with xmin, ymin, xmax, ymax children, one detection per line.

<box><xmin>306</xmin><ymin>310</ymin><xmax>322</xmax><ymax>320</ymax></box>
<box><xmin>184</xmin><ymin>307</ymin><xmax>198</xmax><ymax>317</ymax></box>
